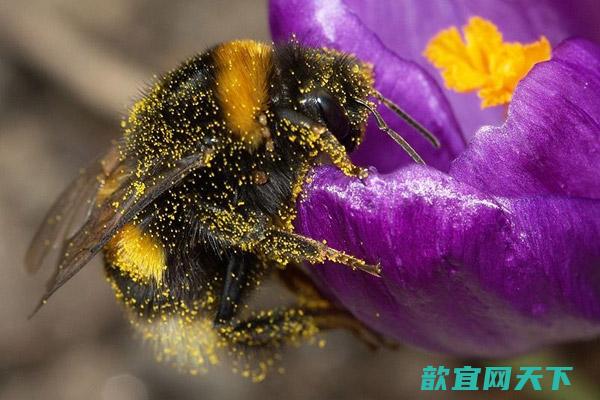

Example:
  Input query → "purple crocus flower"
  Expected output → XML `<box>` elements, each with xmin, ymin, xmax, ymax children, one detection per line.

<box><xmin>340</xmin><ymin>0</ymin><xmax>600</xmax><ymax>137</ymax></box>
<box><xmin>270</xmin><ymin>0</ymin><xmax>600</xmax><ymax>356</ymax></box>
<box><xmin>272</xmin><ymin>0</ymin><xmax>600</xmax><ymax>138</ymax></box>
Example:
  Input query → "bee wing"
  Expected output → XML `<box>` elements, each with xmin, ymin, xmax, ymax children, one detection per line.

<box><xmin>30</xmin><ymin>150</ymin><xmax>206</xmax><ymax>316</ymax></box>
<box><xmin>25</xmin><ymin>146</ymin><xmax>121</xmax><ymax>274</ymax></box>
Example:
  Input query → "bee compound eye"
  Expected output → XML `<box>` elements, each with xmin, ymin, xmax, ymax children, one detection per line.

<box><xmin>302</xmin><ymin>89</ymin><xmax>356</xmax><ymax>152</ymax></box>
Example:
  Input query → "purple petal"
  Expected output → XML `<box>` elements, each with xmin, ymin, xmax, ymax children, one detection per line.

<box><xmin>342</xmin><ymin>0</ymin><xmax>600</xmax><ymax>138</ymax></box>
<box><xmin>270</xmin><ymin>0</ymin><xmax>465</xmax><ymax>173</ymax></box>
<box><xmin>297</xmin><ymin>166</ymin><xmax>600</xmax><ymax>356</ymax></box>
<box><xmin>451</xmin><ymin>39</ymin><xmax>600</xmax><ymax>199</ymax></box>
<box><xmin>295</xmin><ymin>39</ymin><xmax>600</xmax><ymax>355</ymax></box>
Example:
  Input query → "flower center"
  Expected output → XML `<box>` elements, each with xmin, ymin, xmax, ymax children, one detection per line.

<box><xmin>423</xmin><ymin>17</ymin><xmax>551</xmax><ymax>108</ymax></box>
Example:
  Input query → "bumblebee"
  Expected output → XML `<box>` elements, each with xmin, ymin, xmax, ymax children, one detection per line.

<box><xmin>26</xmin><ymin>40</ymin><xmax>439</xmax><ymax>380</ymax></box>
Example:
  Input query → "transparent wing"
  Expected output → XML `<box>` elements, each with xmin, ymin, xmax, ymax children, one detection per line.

<box><xmin>28</xmin><ymin>148</ymin><xmax>206</xmax><ymax>316</ymax></box>
<box><xmin>25</xmin><ymin>146</ymin><xmax>120</xmax><ymax>273</ymax></box>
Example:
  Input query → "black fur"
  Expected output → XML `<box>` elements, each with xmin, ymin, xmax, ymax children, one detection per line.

<box><xmin>105</xmin><ymin>41</ymin><xmax>373</xmax><ymax>328</ymax></box>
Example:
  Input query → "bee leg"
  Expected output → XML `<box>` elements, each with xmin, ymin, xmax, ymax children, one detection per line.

<box><xmin>214</xmin><ymin>252</ymin><xmax>259</xmax><ymax>326</ymax></box>
<box><xmin>310</xmin><ymin>309</ymin><xmax>399</xmax><ymax>350</ymax></box>
<box><xmin>219</xmin><ymin>307</ymin><xmax>319</xmax><ymax>349</ymax></box>
<box><xmin>276</xmin><ymin>265</ymin><xmax>397</xmax><ymax>350</ymax></box>
<box><xmin>274</xmin><ymin>108</ymin><xmax>367</xmax><ymax>179</ymax></box>
<box><xmin>221</xmin><ymin>305</ymin><xmax>396</xmax><ymax>351</ymax></box>
<box><xmin>194</xmin><ymin>205</ymin><xmax>379</xmax><ymax>275</ymax></box>
<box><xmin>276</xmin><ymin>263</ymin><xmax>331</xmax><ymax>310</ymax></box>
<box><xmin>193</xmin><ymin>206</ymin><xmax>378</xmax><ymax>275</ymax></box>
<box><xmin>315</xmin><ymin>128</ymin><xmax>368</xmax><ymax>179</ymax></box>
<box><xmin>257</xmin><ymin>228</ymin><xmax>381</xmax><ymax>277</ymax></box>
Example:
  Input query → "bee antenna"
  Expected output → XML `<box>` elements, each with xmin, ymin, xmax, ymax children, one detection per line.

<box><xmin>354</xmin><ymin>98</ymin><xmax>426</xmax><ymax>164</ymax></box>
<box><xmin>372</xmin><ymin>90</ymin><xmax>441</xmax><ymax>149</ymax></box>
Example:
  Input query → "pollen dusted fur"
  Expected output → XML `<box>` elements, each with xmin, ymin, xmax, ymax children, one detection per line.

<box><xmin>27</xmin><ymin>39</ymin><xmax>394</xmax><ymax>382</ymax></box>
<box><xmin>214</xmin><ymin>40</ymin><xmax>273</xmax><ymax>149</ymax></box>
<box><xmin>105</xmin><ymin>223</ymin><xmax>166</xmax><ymax>284</ymax></box>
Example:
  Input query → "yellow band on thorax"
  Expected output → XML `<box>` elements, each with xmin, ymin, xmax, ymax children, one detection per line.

<box><xmin>213</xmin><ymin>40</ymin><xmax>272</xmax><ymax>149</ymax></box>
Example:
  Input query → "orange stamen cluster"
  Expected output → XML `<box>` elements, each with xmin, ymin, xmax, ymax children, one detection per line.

<box><xmin>424</xmin><ymin>17</ymin><xmax>551</xmax><ymax>108</ymax></box>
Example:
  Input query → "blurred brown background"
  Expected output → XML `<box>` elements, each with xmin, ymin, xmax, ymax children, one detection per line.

<box><xmin>1</xmin><ymin>1</ymin><xmax>599</xmax><ymax>399</ymax></box>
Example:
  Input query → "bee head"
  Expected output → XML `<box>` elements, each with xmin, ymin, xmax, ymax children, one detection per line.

<box><xmin>273</xmin><ymin>44</ymin><xmax>374</xmax><ymax>152</ymax></box>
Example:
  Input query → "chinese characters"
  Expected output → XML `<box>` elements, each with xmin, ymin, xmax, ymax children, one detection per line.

<box><xmin>421</xmin><ymin>365</ymin><xmax>572</xmax><ymax>391</ymax></box>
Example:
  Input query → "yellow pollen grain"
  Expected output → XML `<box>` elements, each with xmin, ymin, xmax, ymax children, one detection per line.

<box><xmin>133</xmin><ymin>181</ymin><xmax>146</xmax><ymax>198</ymax></box>
<box><xmin>423</xmin><ymin>16</ymin><xmax>551</xmax><ymax>108</ymax></box>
